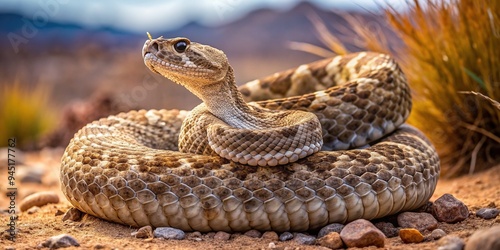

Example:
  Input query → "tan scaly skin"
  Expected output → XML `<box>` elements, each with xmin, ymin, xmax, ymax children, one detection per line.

<box><xmin>60</xmin><ymin>36</ymin><xmax>440</xmax><ymax>232</ymax></box>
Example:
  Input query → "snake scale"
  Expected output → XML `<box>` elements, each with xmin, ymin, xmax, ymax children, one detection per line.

<box><xmin>60</xmin><ymin>37</ymin><xmax>440</xmax><ymax>232</ymax></box>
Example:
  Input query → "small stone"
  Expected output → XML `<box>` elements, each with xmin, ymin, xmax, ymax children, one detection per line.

<box><xmin>437</xmin><ymin>235</ymin><xmax>465</xmax><ymax>250</ymax></box>
<box><xmin>464</xmin><ymin>225</ymin><xmax>500</xmax><ymax>250</ymax></box>
<box><xmin>279</xmin><ymin>232</ymin><xmax>293</xmax><ymax>241</ymax></box>
<box><xmin>431</xmin><ymin>229</ymin><xmax>447</xmax><ymax>240</ymax></box>
<box><xmin>244</xmin><ymin>229</ymin><xmax>262</xmax><ymax>238</ymax></box>
<box><xmin>62</xmin><ymin>208</ymin><xmax>83</xmax><ymax>222</ymax></box>
<box><xmin>189</xmin><ymin>231</ymin><xmax>202</xmax><ymax>238</ymax></box>
<box><xmin>318</xmin><ymin>223</ymin><xmax>344</xmax><ymax>238</ymax></box>
<box><xmin>262</xmin><ymin>231</ymin><xmax>279</xmax><ymax>241</ymax></box>
<box><xmin>41</xmin><ymin>234</ymin><xmax>80</xmax><ymax>249</ymax></box>
<box><xmin>340</xmin><ymin>219</ymin><xmax>385</xmax><ymax>248</ymax></box>
<box><xmin>399</xmin><ymin>228</ymin><xmax>424</xmax><ymax>243</ymax></box>
<box><xmin>153</xmin><ymin>227</ymin><xmax>185</xmax><ymax>240</ymax></box>
<box><xmin>27</xmin><ymin>206</ymin><xmax>40</xmax><ymax>214</ymax></box>
<box><xmin>397</xmin><ymin>212</ymin><xmax>438</xmax><ymax>232</ymax></box>
<box><xmin>20</xmin><ymin>191</ymin><xmax>59</xmax><ymax>212</ymax></box>
<box><xmin>55</xmin><ymin>210</ymin><xmax>65</xmax><ymax>216</ymax></box>
<box><xmin>131</xmin><ymin>226</ymin><xmax>153</xmax><ymax>239</ymax></box>
<box><xmin>214</xmin><ymin>231</ymin><xmax>231</xmax><ymax>241</ymax></box>
<box><xmin>268</xmin><ymin>242</ymin><xmax>276</xmax><ymax>249</ymax></box>
<box><xmin>317</xmin><ymin>232</ymin><xmax>344</xmax><ymax>249</ymax></box>
<box><xmin>475</xmin><ymin>208</ymin><xmax>499</xmax><ymax>219</ymax></box>
<box><xmin>374</xmin><ymin>222</ymin><xmax>399</xmax><ymax>238</ymax></box>
<box><xmin>205</xmin><ymin>232</ymin><xmax>216</xmax><ymax>238</ymax></box>
<box><xmin>19</xmin><ymin>167</ymin><xmax>44</xmax><ymax>184</ymax></box>
<box><xmin>432</xmin><ymin>194</ymin><xmax>469</xmax><ymax>223</ymax></box>
<box><xmin>294</xmin><ymin>233</ymin><xmax>316</xmax><ymax>245</ymax></box>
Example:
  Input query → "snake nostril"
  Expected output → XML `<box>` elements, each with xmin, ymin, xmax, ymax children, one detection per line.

<box><xmin>151</xmin><ymin>41</ymin><xmax>159</xmax><ymax>52</ymax></box>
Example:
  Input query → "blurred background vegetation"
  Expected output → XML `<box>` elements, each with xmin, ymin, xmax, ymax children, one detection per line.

<box><xmin>1</xmin><ymin>0</ymin><xmax>498</xmax><ymax>176</ymax></box>
<box><xmin>303</xmin><ymin>0</ymin><xmax>499</xmax><ymax>176</ymax></box>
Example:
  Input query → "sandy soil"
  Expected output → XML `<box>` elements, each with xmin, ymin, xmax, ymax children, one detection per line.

<box><xmin>1</xmin><ymin>148</ymin><xmax>499</xmax><ymax>249</ymax></box>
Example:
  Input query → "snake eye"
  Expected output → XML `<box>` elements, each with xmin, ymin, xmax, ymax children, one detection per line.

<box><xmin>174</xmin><ymin>40</ymin><xmax>189</xmax><ymax>53</ymax></box>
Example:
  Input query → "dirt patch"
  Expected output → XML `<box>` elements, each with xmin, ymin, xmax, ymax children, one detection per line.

<box><xmin>1</xmin><ymin>149</ymin><xmax>499</xmax><ymax>249</ymax></box>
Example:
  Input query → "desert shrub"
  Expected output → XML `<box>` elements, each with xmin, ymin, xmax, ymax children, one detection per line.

<box><xmin>0</xmin><ymin>82</ymin><xmax>57</xmax><ymax>149</ymax></box>
<box><xmin>297</xmin><ymin>0</ymin><xmax>499</xmax><ymax>176</ymax></box>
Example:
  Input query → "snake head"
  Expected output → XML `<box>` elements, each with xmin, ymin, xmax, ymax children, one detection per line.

<box><xmin>143</xmin><ymin>37</ymin><xmax>229</xmax><ymax>87</ymax></box>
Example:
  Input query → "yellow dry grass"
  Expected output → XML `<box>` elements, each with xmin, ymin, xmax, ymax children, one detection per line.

<box><xmin>297</xmin><ymin>0</ymin><xmax>500</xmax><ymax>176</ymax></box>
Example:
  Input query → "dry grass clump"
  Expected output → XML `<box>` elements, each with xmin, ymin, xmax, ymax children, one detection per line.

<box><xmin>0</xmin><ymin>82</ymin><xmax>57</xmax><ymax>149</ymax></box>
<box><xmin>297</xmin><ymin>0</ymin><xmax>500</xmax><ymax>176</ymax></box>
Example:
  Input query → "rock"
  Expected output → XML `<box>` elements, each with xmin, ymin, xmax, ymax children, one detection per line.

<box><xmin>40</xmin><ymin>234</ymin><xmax>80</xmax><ymax>249</ymax></box>
<box><xmin>244</xmin><ymin>229</ymin><xmax>262</xmax><ymax>238</ymax></box>
<box><xmin>340</xmin><ymin>219</ymin><xmax>385</xmax><ymax>248</ymax></box>
<box><xmin>465</xmin><ymin>225</ymin><xmax>500</xmax><ymax>250</ymax></box>
<box><xmin>262</xmin><ymin>231</ymin><xmax>279</xmax><ymax>241</ymax></box>
<box><xmin>397</xmin><ymin>212</ymin><xmax>438</xmax><ymax>232</ymax></box>
<box><xmin>153</xmin><ymin>227</ymin><xmax>185</xmax><ymax>240</ymax></box>
<box><xmin>205</xmin><ymin>232</ymin><xmax>216</xmax><ymax>238</ymax></box>
<box><xmin>475</xmin><ymin>208</ymin><xmax>499</xmax><ymax>219</ymax></box>
<box><xmin>18</xmin><ymin>166</ymin><xmax>44</xmax><ymax>184</ymax></box>
<box><xmin>318</xmin><ymin>223</ymin><xmax>344</xmax><ymax>238</ymax></box>
<box><xmin>27</xmin><ymin>206</ymin><xmax>40</xmax><ymax>214</ymax></box>
<box><xmin>268</xmin><ymin>242</ymin><xmax>276</xmax><ymax>248</ymax></box>
<box><xmin>279</xmin><ymin>232</ymin><xmax>293</xmax><ymax>241</ymax></box>
<box><xmin>214</xmin><ymin>231</ymin><xmax>231</xmax><ymax>241</ymax></box>
<box><xmin>19</xmin><ymin>191</ymin><xmax>59</xmax><ymax>212</ymax></box>
<box><xmin>437</xmin><ymin>235</ymin><xmax>465</xmax><ymax>250</ymax></box>
<box><xmin>374</xmin><ymin>221</ymin><xmax>400</xmax><ymax>238</ymax></box>
<box><xmin>54</xmin><ymin>210</ymin><xmax>65</xmax><ymax>216</ymax></box>
<box><xmin>432</xmin><ymin>194</ymin><xmax>469</xmax><ymax>223</ymax></box>
<box><xmin>431</xmin><ymin>229</ymin><xmax>447</xmax><ymax>240</ymax></box>
<box><xmin>317</xmin><ymin>232</ymin><xmax>344</xmax><ymax>249</ymax></box>
<box><xmin>399</xmin><ymin>228</ymin><xmax>424</xmax><ymax>243</ymax></box>
<box><xmin>62</xmin><ymin>207</ymin><xmax>83</xmax><ymax>222</ymax></box>
<box><xmin>294</xmin><ymin>233</ymin><xmax>316</xmax><ymax>245</ymax></box>
<box><xmin>131</xmin><ymin>226</ymin><xmax>153</xmax><ymax>239</ymax></box>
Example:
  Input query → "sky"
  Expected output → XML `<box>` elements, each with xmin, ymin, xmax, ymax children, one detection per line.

<box><xmin>0</xmin><ymin>0</ymin><xmax>409</xmax><ymax>33</ymax></box>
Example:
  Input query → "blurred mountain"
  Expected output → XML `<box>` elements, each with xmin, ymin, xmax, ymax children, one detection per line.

<box><xmin>0</xmin><ymin>2</ymin><xmax>393</xmax><ymax>111</ymax></box>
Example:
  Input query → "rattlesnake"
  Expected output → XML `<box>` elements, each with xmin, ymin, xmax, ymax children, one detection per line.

<box><xmin>60</xmin><ymin>37</ymin><xmax>440</xmax><ymax>232</ymax></box>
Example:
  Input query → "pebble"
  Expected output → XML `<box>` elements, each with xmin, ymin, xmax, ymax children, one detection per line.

<box><xmin>54</xmin><ymin>210</ymin><xmax>65</xmax><ymax>216</ymax></box>
<box><xmin>437</xmin><ymin>235</ymin><xmax>465</xmax><ymax>250</ymax></box>
<box><xmin>244</xmin><ymin>229</ymin><xmax>262</xmax><ymax>238</ymax></box>
<box><xmin>62</xmin><ymin>207</ymin><xmax>83</xmax><ymax>222</ymax></box>
<box><xmin>153</xmin><ymin>227</ymin><xmax>185</xmax><ymax>240</ymax></box>
<box><xmin>317</xmin><ymin>232</ymin><xmax>344</xmax><ymax>249</ymax></box>
<box><xmin>294</xmin><ymin>233</ymin><xmax>316</xmax><ymax>245</ymax></box>
<box><xmin>19</xmin><ymin>166</ymin><xmax>44</xmax><ymax>184</ymax></box>
<box><xmin>262</xmin><ymin>231</ymin><xmax>279</xmax><ymax>241</ymax></box>
<box><xmin>214</xmin><ymin>231</ymin><xmax>231</xmax><ymax>241</ymax></box>
<box><xmin>432</xmin><ymin>193</ymin><xmax>469</xmax><ymax>223</ymax></box>
<box><xmin>340</xmin><ymin>219</ymin><xmax>385</xmax><ymax>248</ymax></box>
<box><xmin>279</xmin><ymin>232</ymin><xmax>293</xmax><ymax>241</ymax></box>
<box><xmin>131</xmin><ymin>226</ymin><xmax>153</xmax><ymax>239</ymax></box>
<box><xmin>374</xmin><ymin>221</ymin><xmax>400</xmax><ymax>238</ymax></box>
<box><xmin>268</xmin><ymin>242</ymin><xmax>276</xmax><ymax>248</ymax></box>
<box><xmin>397</xmin><ymin>212</ymin><xmax>438</xmax><ymax>232</ymax></box>
<box><xmin>475</xmin><ymin>208</ymin><xmax>499</xmax><ymax>219</ymax></box>
<box><xmin>27</xmin><ymin>206</ymin><xmax>40</xmax><ymax>214</ymax></box>
<box><xmin>464</xmin><ymin>225</ymin><xmax>500</xmax><ymax>250</ymax></box>
<box><xmin>399</xmin><ymin>228</ymin><xmax>424</xmax><ymax>243</ymax></box>
<box><xmin>317</xmin><ymin>223</ymin><xmax>344</xmax><ymax>238</ymax></box>
<box><xmin>431</xmin><ymin>229</ymin><xmax>447</xmax><ymax>240</ymax></box>
<box><xmin>19</xmin><ymin>191</ymin><xmax>59</xmax><ymax>212</ymax></box>
<box><xmin>40</xmin><ymin>234</ymin><xmax>80</xmax><ymax>249</ymax></box>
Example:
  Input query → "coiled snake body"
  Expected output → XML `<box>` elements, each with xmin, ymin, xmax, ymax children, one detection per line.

<box><xmin>60</xmin><ymin>37</ymin><xmax>440</xmax><ymax>232</ymax></box>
